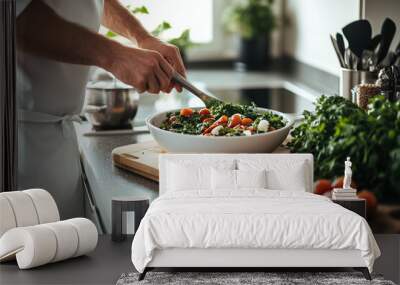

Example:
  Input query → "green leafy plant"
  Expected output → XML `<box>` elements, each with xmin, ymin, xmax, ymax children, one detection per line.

<box><xmin>105</xmin><ymin>5</ymin><xmax>194</xmax><ymax>52</ymax></box>
<box><xmin>289</xmin><ymin>95</ymin><xmax>400</xmax><ymax>202</ymax></box>
<box><xmin>223</xmin><ymin>0</ymin><xmax>276</xmax><ymax>39</ymax></box>
<box><xmin>168</xmin><ymin>29</ymin><xmax>194</xmax><ymax>52</ymax></box>
<box><xmin>151</xmin><ymin>21</ymin><xmax>172</xmax><ymax>37</ymax></box>
<box><xmin>129</xmin><ymin>5</ymin><xmax>149</xmax><ymax>14</ymax></box>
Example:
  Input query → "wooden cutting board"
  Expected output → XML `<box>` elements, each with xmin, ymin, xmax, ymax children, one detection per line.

<box><xmin>112</xmin><ymin>140</ymin><xmax>290</xmax><ymax>182</ymax></box>
<box><xmin>112</xmin><ymin>141</ymin><xmax>164</xmax><ymax>182</ymax></box>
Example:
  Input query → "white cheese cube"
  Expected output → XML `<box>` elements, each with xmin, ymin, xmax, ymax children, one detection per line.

<box><xmin>243</xmin><ymin>130</ymin><xmax>252</xmax><ymax>136</ymax></box>
<box><xmin>211</xmin><ymin>125</ymin><xmax>224</xmax><ymax>136</ymax></box>
<box><xmin>257</xmin><ymin>119</ymin><xmax>270</xmax><ymax>132</ymax></box>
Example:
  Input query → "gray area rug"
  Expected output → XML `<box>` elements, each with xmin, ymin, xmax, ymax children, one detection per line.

<box><xmin>116</xmin><ymin>272</ymin><xmax>396</xmax><ymax>285</ymax></box>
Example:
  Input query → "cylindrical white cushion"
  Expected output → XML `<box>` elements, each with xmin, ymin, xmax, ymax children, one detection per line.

<box><xmin>0</xmin><ymin>218</ymin><xmax>98</xmax><ymax>269</ymax></box>
<box><xmin>42</xmin><ymin>221</ymin><xmax>79</xmax><ymax>262</ymax></box>
<box><xmin>66</xmin><ymin>218</ymin><xmax>98</xmax><ymax>257</ymax></box>
<box><xmin>23</xmin><ymin>189</ymin><xmax>59</xmax><ymax>224</ymax></box>
<box><xmin>1</xmin><ymin>192</ymin><xmax>39</xmax><ymax>227</ymax></box>
<box><xmin>0</xmin><ymin>226</ymin><xmax>57</xmax><ymax>269</ymax></box>
<box><xmin>0</xmin><ymin>196</ymin><xmax>17</xmax><ymax>237</ymax></box>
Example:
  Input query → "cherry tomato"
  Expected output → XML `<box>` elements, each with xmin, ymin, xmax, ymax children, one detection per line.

<box><xmin>218</xmin><ymin>115</ymin><xmax>228</xmax><ymax>124</ymax></box>
<box><xmin>314</xmin><ymin>179</ymin><xmax>332</xmax><ymax>195</ymax></box>
<box><xmin>228</xmin><ymin>114</ymin><xmax>241</xmax><ymax>128</ymax></box>
<box><xmin>199</xmin><ymin>108</ymin><xmax>210</xmax><ymax>115</ymax></box>
<box><xmin>180</xmin><ymin>108</ymin><xmax>193</xmax><ymax>117</ymax></box>
<box><xmin>241</xmin><ymin>117</ymin><xmax>253</xmax><ymax>125</ymax></box>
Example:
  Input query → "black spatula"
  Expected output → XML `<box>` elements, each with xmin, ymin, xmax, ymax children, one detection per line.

<box><xmin>336</xmin><ymin>33</ymin><xmax>346</xmax><ymax>60</ymax></box>
<box><xmin>342</xmin><ymin>19</ymin><xmax>372</xmax><ymax>58</ymax></box>
<box><xmin>369</xmin><ymin>34</ymin><xmax>381</xmax><ymax>51</ymax></box>
<box><xmin>376</xmin><ymin>18</ymin><xmax>396</xmax><ymax>65</ymax></box>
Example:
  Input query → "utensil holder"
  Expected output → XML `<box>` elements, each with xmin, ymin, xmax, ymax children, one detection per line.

<box><xmin>340</xmin><ymin>69</ymin><xmax>377</xmax><ymax>101</ymax></box>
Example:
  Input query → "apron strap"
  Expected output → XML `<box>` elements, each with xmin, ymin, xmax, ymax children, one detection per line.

<box><xmin>18</xmin><ymin>109</ymin><xmax>82</xmax><ymax>138</ymax></box>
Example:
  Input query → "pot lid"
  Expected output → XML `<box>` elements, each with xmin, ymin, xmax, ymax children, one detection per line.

<box><xmin>86</xmin><ymin>80</ymin><xmax>134</xmax><ymax>90</ymax></box>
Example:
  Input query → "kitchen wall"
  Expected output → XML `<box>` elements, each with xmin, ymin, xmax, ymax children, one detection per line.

<box><xmin>283</xmin><ymin>0</ymin><xmax>361</xmax><ymax>76</ymax></box>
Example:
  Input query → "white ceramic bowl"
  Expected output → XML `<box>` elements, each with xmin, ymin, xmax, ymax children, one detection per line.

<box><xmin>146</xmin><ymin>107</ymin><xmax>295</xmax><ymax>153</ymax></box>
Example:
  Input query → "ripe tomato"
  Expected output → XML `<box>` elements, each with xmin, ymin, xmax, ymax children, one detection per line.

<box><xmin>241</xmin><ymin>117</ymin><xmax>253</xmax><ymax>125</ymax></box>
<box><xmin>228</xmin><ymin>114</ymin><xmax>241</xmax><ymax>128</ymax></box>
<box><xmin>199</xmin><ymin>108</ymin><xmax>210</xmax><ymax>115</ymax></box>
<box><xmin>180</xmin><ymin>108</ymin><xmax>193</xmax><ymax>117</ymax></box>
<box><xmin>314</xmin><ymin>179</ymin><xmax>332</xmax><ymax>195</ymax></box>
<box><xmin>218</xmin><ymin>115</ymin><xmax>228</xmax><ymax>124</ymax></box>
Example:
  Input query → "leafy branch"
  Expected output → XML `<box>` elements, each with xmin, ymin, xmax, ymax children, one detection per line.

<box><xmin>105</xmin><ymin>5</ymin><xmax>195</xmax><ymax>51</ymax></box>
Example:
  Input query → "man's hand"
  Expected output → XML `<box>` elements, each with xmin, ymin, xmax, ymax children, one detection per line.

<box><xmin>102</xmin><ymin>0</ymin><xmax>186</xmax><ymax>93</ymax></box>
<box><xmin>107</xmin><ymin>45</ymin><xmax>175</xmax><ymax>94</ymax></box>
<box><xmin>138</xmin><ymin>36</ymin><xmax>186</xmax><ymax>92</ymax></box>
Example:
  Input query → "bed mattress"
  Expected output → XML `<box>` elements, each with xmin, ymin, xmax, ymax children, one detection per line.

<box><xmin>131</xmin><ymin>190</ymin><xmax>380</xmax><ymax>273</ymax></box>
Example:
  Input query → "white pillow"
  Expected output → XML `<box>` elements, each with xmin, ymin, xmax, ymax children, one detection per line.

<box><xmin>211</xmin><ymin>169</ymin><xmax>267</xmax><ymax>191</ymax></box>
<box><xmin>238</xmin><ymin>159</ymin><xmax>308</xmax><ymax>191</ymax></box>
<box><xmin>211</xmin><ymin>169</ymin><xmax>236</xmax><ymax>190</ymax></box>
<box><xmin>237</xmin><ymin>169</ymin><xmax>267</xmax><ymax>189</ymax></box>
<box><xmin>266</xmin><ymin>163</ymin><xmax>306</xmax><ymax>191</ymax></box>
<box><xmin>167</xmin><ymin>160</ymin><xmax>235</xmax><ymax>192</ymax></box>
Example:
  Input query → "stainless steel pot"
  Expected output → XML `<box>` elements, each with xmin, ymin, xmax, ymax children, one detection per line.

<box><xmin>84</xmin><ymin>81</ymin><xmax>139</xmax><ymax>129</ymax></box>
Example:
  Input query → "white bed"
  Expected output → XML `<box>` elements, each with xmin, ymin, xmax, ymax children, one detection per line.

<box><xmin>131</xmin><ymin>154</ymin><xmax>380</xmax><ymax>280</ymax></box>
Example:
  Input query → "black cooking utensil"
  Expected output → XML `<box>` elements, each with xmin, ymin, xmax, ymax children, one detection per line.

<box><xmin>377</xmin><ymin>18</ymin><xmax>396</xmax><ymax>65</ymax></box>
<box><xmin>336</xmin><ymin>33</ymin><xmax>346</xmax><ymax>59</ymax></box>
<box><xmin>369</xmin><ymin>34</ymin><xmax>381</xmax><ymax>51</ymax></box>
<box><xmin>342</xmin><ymin>19</ymin><xmax>372</xmax><ymax>59</ymax></box>
<box><xmin>330</xmin><ymin>34</ymin><xmax>345</xmax><ymax>67</ymax></box>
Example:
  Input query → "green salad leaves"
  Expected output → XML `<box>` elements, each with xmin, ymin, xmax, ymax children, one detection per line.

<box><xmin>160</xmin><ymin>102</ymin><xmax>286</xmax><ymax>137</ymax></box>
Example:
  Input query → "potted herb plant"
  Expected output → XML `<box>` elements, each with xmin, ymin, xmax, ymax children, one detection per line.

<box><xmin>105</xmin><ymin>6</ymin><xmax>194</xmax><ymax>65</ymax></box>
<box><xmin>224</xmin><ymin>0</ymin><xmax>276</xmax><ymax>70</ymax></box>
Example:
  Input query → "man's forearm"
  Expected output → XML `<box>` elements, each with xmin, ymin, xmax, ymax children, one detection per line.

<box><xmin>17</xmin><ymin>0</ymin><xmax>121</xmax><ymax>70</ymax></box>
<box><xmin>102</xmin><ymin>0</ymin><xmax>151</xmax><ymax>44</ymax></box>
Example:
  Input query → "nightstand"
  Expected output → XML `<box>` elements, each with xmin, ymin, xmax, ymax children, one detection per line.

<box><xmin>112</xmin><ymin>196</ymin><xmax>149</xmax><ymax>242</ymax></box>
<box><xmin>332</xmin><ymin>198</ymin><xmax>366</xmax><ymax>219</ymax></box>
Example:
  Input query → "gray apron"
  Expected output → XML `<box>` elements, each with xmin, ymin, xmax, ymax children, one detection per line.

<box><xmin>17</xmin><ymin>0</ymin><xmax>104</xmax><ymax>219</ymax></box>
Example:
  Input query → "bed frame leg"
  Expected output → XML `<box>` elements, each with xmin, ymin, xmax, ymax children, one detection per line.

<box><xmin>138</xmin><ymin>268</ymin><xmax>148</xmax><ymax>281</ymax></box>
<box><xmin>354</xmin><ymin>267</ymin><xmax>371</xmax><ymax>280</ymax></box>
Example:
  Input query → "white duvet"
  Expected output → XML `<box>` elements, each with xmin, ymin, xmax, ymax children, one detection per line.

<box><xmin>131</xmin><ymin>190</ymin><xmax>380</xmax><ymax>273</ymax></box>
